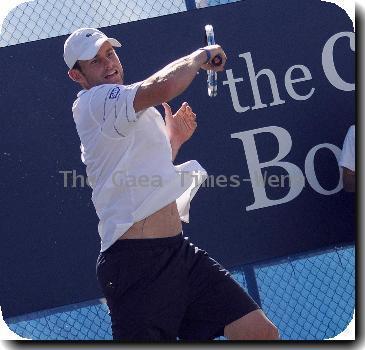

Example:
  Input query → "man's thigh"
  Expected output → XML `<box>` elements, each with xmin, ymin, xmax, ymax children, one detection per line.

<box><xmin>178</xmin><ymin>240</ymin><xmax>260</xmax><ymax>340</ymax></box>
<box><xmin>96</xmin><ymin>236</ymin><xmax>188</xmax><ymax>341</ymax></box>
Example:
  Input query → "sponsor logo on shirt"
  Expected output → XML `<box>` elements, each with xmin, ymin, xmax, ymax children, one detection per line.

<box><xmin>109</xmin><ymin>87</ymin><xmax>120</xmax><ymax>99</ymax></box>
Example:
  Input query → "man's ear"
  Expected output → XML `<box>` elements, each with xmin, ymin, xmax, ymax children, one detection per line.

<box><xmin>68</xmin><ymin>69</ymin><xmax>83</xmax><ymax>83</ymax></box>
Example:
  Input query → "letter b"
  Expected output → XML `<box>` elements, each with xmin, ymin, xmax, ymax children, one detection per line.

<box><xmin>231</xmin><ymin>126</ymin><xmax>305</xmax><ymax>211</ymax></box>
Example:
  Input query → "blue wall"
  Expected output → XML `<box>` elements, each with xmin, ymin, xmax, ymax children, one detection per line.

<box><xmin>0</xmin><ymin>0</ymin><xmax>355</xmax><ymax>318</ymax></box>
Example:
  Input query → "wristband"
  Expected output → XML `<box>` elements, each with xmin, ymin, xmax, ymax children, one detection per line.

<box><xmin>199</xmin><ymin>48</ymin><xmax>211</xmax><ymax>64</ymax></box>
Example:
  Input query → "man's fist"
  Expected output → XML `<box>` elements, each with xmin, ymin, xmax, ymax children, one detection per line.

<box><xmin>198</xmin><ymin>45</ymin><xmax>227</xmax><ymax>72</ymax></box>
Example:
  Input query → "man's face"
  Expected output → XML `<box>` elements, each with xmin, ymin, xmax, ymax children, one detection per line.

<box><xmin>69</xmin><ymin>41</ymin><xmax>124</xmax><ymax>89</ymax></box>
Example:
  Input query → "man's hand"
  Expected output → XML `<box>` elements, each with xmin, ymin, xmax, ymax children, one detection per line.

<box><xmin>162</xmin><ymin>102</ymin><xmax>197</xmax><ymax>160</ymax></box>
<box><xmin>198</xmin><ymin>45</ymin><xmax>227</xmax><ymax>72</ymax></box>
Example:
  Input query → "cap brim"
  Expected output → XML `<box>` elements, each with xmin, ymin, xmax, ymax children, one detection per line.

<box><xmin>78</xmin><ymin>37</ymin><xmax>122</xmax><ymax>61</ymax></box>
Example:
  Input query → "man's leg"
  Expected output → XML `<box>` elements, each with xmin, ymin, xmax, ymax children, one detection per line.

<box><xmin>96</xmin><ymin>236</ymin><xmax>188</xmax><ymax>341</ymax></box>
<box><xmin>177</xmin><ymin>237</ymin><xmax>280</xmax><ymax>341</ymax></box>
<box><xmin>224</xmin><ymin>309</ymin><xmax>280</xmax><ymax>340</ymax></box>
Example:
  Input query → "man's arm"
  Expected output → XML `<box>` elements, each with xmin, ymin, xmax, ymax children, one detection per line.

<box><xmin>162</xmin><ymin>102</ymin><xmax>197</xmax><ymax>162</ymax></box>
<box><xmin>171</xmin><ymin>139</ymin><xmax>182</xmax><ymax>162</ymax></box>
<box><xmin>339</xmin><ymin>126</ymin><xmax>355</xmax><ymax>192</ymax></box>
<box><xmin>342</xmin><ymin>167</ymin><xmax>355</xmax><ymax>192</ymax></box>
<box><xmin>133</xmin><ymin>45</ymin><xmax>226</xmax><ymax>113</ymax></box>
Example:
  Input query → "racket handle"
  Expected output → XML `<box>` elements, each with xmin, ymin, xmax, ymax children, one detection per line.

<box><xmin>211</xmin><ymin>54</ymin><xmax>223</xmax><ymax>67</ymax></box>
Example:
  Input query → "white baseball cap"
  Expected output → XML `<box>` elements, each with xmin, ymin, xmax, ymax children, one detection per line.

<box><xmin>64</xmin><ymin>27</ymin><xmax>122</xmax><ymax>69</ymax></box>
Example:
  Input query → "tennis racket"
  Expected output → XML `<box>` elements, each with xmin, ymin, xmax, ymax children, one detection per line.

<box><xmin>204</xmin><ymin>24</ymin><xmax>222</xmax><ymax>97</ymax></box>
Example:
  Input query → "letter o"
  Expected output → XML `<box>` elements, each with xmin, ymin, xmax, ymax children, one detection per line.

<box><xmin>304</xmin><ymin>143</ymin><xmax>343</xmax><ymax>195</ymax></box>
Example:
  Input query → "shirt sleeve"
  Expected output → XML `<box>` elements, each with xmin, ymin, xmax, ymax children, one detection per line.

<box><xmin>88</xmin><ymin>82</ymin><xmax>143</xmax><ymax>138</ymax></box>
<box><xmin>338</xmin><ymin>125</ymin><xmax>355</xmax><ymax>171</ymax></box>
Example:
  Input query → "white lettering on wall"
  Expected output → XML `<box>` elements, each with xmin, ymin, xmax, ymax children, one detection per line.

<box><xmin>222</xmin><ymin>32</ymin><xmax>354</xmax><ymax>113</ymax></box>
<box><xmin>239</xmin><ymin>52</ymin><xmax>286</xmax><ymax>110</ymax></box>
<box><xmin>304</xmin><ymin>143</ymin><xmax>343</xmax><ymax>195</ymax></box>
<box><xmin>322</xmin><ymin>31</ymin><xmax>355</xmax><ymax>91</ymax></box>
<box><xmin>284</xmin><ymin>65</ymin><xmax>315</xmax><ymax>101</ymax></box>
<box><xmin>231</xmin><ymin>126</ymin><xmax>305</xmax><ymax>211</ymax></box>
<box><xmin>231</xmin><ymin>127</ymin><xmax>344</xmax><ymax>211</ymax></box>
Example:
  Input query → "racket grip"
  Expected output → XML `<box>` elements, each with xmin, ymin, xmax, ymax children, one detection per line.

<box><xmin>211</xmin><ymin>54</ymin><xmax>223</xmax><ymax>67</ymax></box>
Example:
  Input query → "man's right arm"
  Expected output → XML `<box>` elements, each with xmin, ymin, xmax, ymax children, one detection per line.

<box><xmin>133</xmin><ymin>45</ymin><xmax>226</xmax><ymax>113</ymax></box>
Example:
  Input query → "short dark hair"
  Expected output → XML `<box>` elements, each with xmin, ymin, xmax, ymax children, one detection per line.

<box><xmin>72</xmin><ymin>61</ymin><xmax>83</xmax><ymax>73</ymax></box>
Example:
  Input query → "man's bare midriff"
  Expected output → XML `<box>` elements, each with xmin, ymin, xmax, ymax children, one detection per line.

<box><xmin>119</xmin><ymin>201</ymin><xmax>182</xmax><ymax>239</ymax></box>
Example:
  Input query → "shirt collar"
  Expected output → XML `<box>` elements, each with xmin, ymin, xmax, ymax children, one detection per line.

<box><xmin>77</xmin><ymin>90</ymin><xmax>88</xmax><ymax>98</ymax></box>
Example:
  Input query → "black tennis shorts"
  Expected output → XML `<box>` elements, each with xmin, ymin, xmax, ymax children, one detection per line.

<box><xmin>96</xmin><ymin>233</ymin><xmax>259</xmax><ymax>341</ymax></box>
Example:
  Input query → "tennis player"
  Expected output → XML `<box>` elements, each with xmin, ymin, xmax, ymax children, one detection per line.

<box><xmin>64</xmin><ymin>27</ymin><xmax>279</xmax><ymax>341</ymax></box>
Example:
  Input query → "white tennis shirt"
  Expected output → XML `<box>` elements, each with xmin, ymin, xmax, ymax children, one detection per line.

<box><xmin>72</xmin><ymin>82</ymin><xmax>207</xmax><ymax>252</ymax></box>
<box><xmin>339</xmin><ymin>125</ymin><xmax>355</xmax><ymax>172</ymax></box>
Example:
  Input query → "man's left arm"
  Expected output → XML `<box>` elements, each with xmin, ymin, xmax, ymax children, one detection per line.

<box><xmin>162</xmin><ymin>102</ymin><xmax>197</xmax><ymax>161</ymax></box>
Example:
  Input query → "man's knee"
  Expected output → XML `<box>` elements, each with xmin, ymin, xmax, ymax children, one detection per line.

<box><xmin>224</xmin><ymin>309</ymin><xmax>280</xmax><ymax>340</ymax></box>
<box><xmin>261</xmin><ymin>321</ymin><xmax>280</xmax><ymax>340</ymax></box>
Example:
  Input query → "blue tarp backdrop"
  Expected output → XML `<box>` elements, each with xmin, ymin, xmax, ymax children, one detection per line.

<box><xmin>0</xmin><ymin>0</ymin><xmax>355</xmax><ymax>318</ymax></box>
